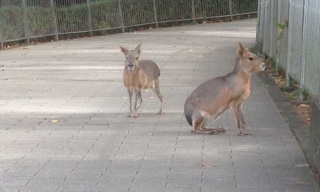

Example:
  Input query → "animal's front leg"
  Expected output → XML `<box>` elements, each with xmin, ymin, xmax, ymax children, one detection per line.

<box><xmin>127</xmin><ymin>89</ymin><xmax>134</xmax><ymax>117</ymax></box>
<box><xmin>131</xmin><ymin>90</ymin><xmax>140</xmax><ymax>118</ymax></box>
<box><xmin>238</xmin><ymin>104</ymin><xmax>251</xmax><ymax>135</ymax></box>
<box><xmin>230</xmin><ymin>102</ymin><xmax>242</xmax><ymax>136</ymax></box>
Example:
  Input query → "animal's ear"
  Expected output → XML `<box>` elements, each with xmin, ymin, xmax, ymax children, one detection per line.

<box><xmin>134</xmin><ymin>43</ymin><xmax>142</xmax><ymax>58</ymax></box>
<box><xmin>120</xmin><ymin>45</ymin><xmax>128</xmax><ymax>56</ymax></box>
<box><xmin>237</xmin><ymin>42</ymin><xmax>247</xmax><ymax>58</ymax></box>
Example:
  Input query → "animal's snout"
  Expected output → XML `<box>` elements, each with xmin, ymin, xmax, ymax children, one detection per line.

<box><xmin>128</xmin><ymin>64</ymin><xmax>135</xmax><ymax>71</ymax></box>
<box><xmin>261</xmin><ymin>62</ymin><xmax>266</xmax><ymax>71</ymax></box>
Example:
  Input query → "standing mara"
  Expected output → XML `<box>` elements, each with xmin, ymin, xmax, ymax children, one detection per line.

<box><xmin>120</xmin><ymin>44</ymin><xmax>163</xmax><ymax>118</ymax></box>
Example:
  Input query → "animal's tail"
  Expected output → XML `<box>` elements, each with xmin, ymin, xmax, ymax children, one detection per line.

<box><xmin>184</xmin><ymin>103</ymin><xmax>193</xmax><ymax>126</ymax></box>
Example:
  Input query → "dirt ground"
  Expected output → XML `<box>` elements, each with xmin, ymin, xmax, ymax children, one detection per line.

<box><xmin>265</xmin><ymin>62</ymin><xmax>311</xmax><ymax>128</ymax></box>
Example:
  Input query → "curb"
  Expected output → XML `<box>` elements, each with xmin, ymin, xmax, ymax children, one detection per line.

<box><xmin>258</xmin><ymin>71</ymin><xmax>319</xmax><ymax>186</ymax></box>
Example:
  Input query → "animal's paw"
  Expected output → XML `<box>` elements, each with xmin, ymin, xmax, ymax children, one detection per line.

<box><xmin>237</xmin><ymin>132</ymin><xmax>252</xmax><ymax>136</ymax></box>
<box><xmin>216</xmin><ymin>127</ymin><xmax>226</xmax><ymax>133</ymax></box>
<box><xmin>157</xmin><ymin>111</ymin><xmax>164</xmax><ymax>115</ymax></box>
<box><xmin>203</xmin><ymin>127</ymin><xmax>226</xmax><ymax>134</ymax></box>
<box><xmin>128</xmin><ymin>112</ymin><xmax>139</xmax><ymax>118</ymax></box>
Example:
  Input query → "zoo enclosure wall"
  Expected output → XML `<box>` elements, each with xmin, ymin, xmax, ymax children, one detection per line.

<box><xmin>257</xmin><ymin>0</ymin><xmax>320</xmax><ymax>179</ymax></box>
<box><xmin>256</xmin><ymin>0</ymin><xmax>320</xmax><ymax>97</ymax></box>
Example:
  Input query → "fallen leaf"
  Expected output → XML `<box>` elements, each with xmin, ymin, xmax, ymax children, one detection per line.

<box><xmin>200</xmin><ymin>163</ymin><xmax>216</xmax><ymax>169</ymax></box>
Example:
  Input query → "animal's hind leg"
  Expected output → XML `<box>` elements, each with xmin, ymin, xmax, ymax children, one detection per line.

<box><xmin>153</xmin><ymin>79</ymin><xmax>163</xmax><ymax>114</ymax></box>
<box><xmin>201</xmin><ymin>107</ymin><xmax>228</xmax><ymax>134</ymax></box>
<box><xmin>201</xmin><ymin>118</ymin><xmax>226</xmax><ymax>134</ymax></box>
<box><xmin>192</xmin><ymin>113</ymin><xmax>222</xmax><ymax>134</ymax></box>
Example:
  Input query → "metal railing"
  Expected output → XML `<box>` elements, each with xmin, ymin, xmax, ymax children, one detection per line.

<box><xmin>0</xmin><ymin>0</ymin><xmax>258</xmax><ymax>49</ymax></box>
<box><xmin>257</xmin><ymin>0</ymin><xmax>320</xmax><ymax>97</ymax></box>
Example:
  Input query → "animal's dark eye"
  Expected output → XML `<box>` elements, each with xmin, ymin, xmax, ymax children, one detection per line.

<box><xmin>248</xmin><ymin>57</ymin><xmax>254</xmax><ymax>61</ymax></box>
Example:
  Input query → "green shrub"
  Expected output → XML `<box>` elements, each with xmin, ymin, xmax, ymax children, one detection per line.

<box><xmin>56</xmin><ymin>4</ymin><xmax>89</xmax><ymax>33</ymax></box>
<box><xmin>27</xmin><ymin>6</ymin><xmax>56</xmax><ymax>36</ymax></box>
<box><xmin>91</xmin><ymin>0</ymin><xmax>119</xmax><ymax>30</ymax></box>
<box><xmin>0</xmin><ymin>6</ymin><xmax>24</xmax><ymax>40</ymax></box>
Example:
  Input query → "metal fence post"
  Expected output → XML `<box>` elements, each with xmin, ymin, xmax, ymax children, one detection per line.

<box><xmin>275</xmin><ymin>0</ymin><xmax>281</xmax><ymax>74</ymax></box>
<box><xmin>118</xmin><ymin>0</ymin><xmax>125</xmax><ymax>33</ymax></box>
<box><xmin>256</xmin><ymin>0</ymin><xmax>261</xmax><ymax>42</ymax></box>
<box><xmin>263</xmin><ymin>0</ymin><xmax>268</xmax><ymax>52</ymax></box>
<box><xmin>87</xmin><ymin>0</ymin><xmax>93</xmax><ymax>36</ymax></box>
<box><xmin>315</xmin><ymin>0</ymin><xmax>320</xmax><ymax>96</ymax></box>
<box><xmin>259</xmin><ymin>0</ymin><xmax>265</xmax><ymax>45</ymax></box>
<box><xmin>286</xmin><ymin>0</ymin><xmax>293</xmax><ymax>87</ymax></box>
<box><xmin>192</xmin><ymin>0</ymin><xmax>196</xmax><ymax>24</ymax></box>
<box><xmin>50</xmin><ymin>0</ymin><xmax>59</xmax><ymax>41</ymax></box>
<box><xmin>269</xmin><ymin>0</ymin><xmax>274</xmax><ymax>57</ymax></box>
<box><xmin>229</xmin><ymin>0</ymin><xmax>234</xmax><ymax>21</ymax></box>
<box><xmin>152</xmin><ymin>0</ymin><xmax>158</xmax><ymax>28</ymax></box>
<box><xmin>299</xmin><ymin>0</ymin><xmax>308</xmax><ymax>100</ymax></box>
<box><xmin>22</xmin><ymin>0</ymin><xmax>30</xmax><ymax>45</ymax></box>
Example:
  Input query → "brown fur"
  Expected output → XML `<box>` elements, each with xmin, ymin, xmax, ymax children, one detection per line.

<box><xmin>184</xmin><ymin>42</ymin><xmax>266</xmax><ymax>135</ymax></box>
<box><xmin>120</xmin><ymin>44</ymin><xmax>163</xmax><ymax>118</ymax></box>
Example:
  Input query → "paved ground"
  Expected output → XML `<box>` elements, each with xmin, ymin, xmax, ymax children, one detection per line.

<box><xmin>0</xmin><ymin>19</ymin><xmax>318</xmax><ymax>192</ymax></box>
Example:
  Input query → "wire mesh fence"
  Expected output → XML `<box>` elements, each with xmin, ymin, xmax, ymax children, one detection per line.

<box><xmin>0</xmin><ymin>0</ymin><xmax>258</xmax><ymax>49</ymax></box>
<box><xmin>257</xmin><ymin>0</ymin><xmax>320</xmax><ymax>97</ymax></box>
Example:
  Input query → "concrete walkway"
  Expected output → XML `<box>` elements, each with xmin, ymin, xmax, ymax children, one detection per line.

<box><xmin>0</xmin><ymin>19</ymin><xmax>317</xmax><ymax>192</ymax></box>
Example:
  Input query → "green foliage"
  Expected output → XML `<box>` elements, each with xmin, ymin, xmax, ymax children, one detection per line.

<box><xmin>27</xmin><ymin>6</ymin><xmax>56</xmax><ymax>36</ymax></box>
<box><xmin>156</xmin><ymin>0</ymin><xmax>193</xmax><ymax>21</ymax></box>
<box><xmin>120</xmin><ymin>0</ymin><xmax>155</xmax><ymax>26</ymax></box>
<box><xmin>232</xmin><ymin>0</ymin><xmax>258</xmax><ymax>14</ymax></box>
<box><xmin>56</xmin><ymin>4</ymin><xmax>89</xmax><ymax>33</ymax></box>
<box><xmin>0</xmin><ymin>6</ymin><xmax>24</xmax><ymax>39</ymax></box>
<box><xmin>277</xmin><ymin>20</ymin><xmax>288</xmax><ymax>39</ymax></box>
<box><xmin>194</xmin><ymin>0</ymin><xmax>229</xmax><ymax>18</ymax></box>
<box><xmin>286</xmin><ymin>87</ymin><xmax>311</xmax><ymax>101</ymax></box>
<box><xmin>90</xmin><ymin>1</ymin><xmax>118</xmax><ymax>29</ymax></box>
<box><xmin>250</xmin><ymin>42</ymin><xmax>263</xmax><ymax>55</ymax></box>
